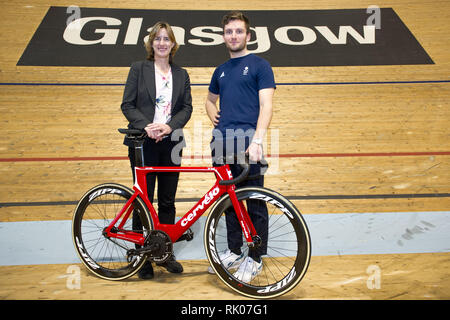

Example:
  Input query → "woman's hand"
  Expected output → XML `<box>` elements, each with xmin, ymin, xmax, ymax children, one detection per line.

<box><xmin>145</xmin><ymin>123</ymin><xmax>172</xmax><ymax>142</ymax></box>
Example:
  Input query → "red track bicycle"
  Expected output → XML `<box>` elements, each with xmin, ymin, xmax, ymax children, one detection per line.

<box><xmin>72</xmin><ymin>128</ymin><xmax>311</xmax><ymax>299</ymax></box>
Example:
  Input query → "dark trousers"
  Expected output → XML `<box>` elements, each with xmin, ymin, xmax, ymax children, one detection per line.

<box><xmin>211</xmin><ymin>136</ymin><xmax>268</xmax><ymax>261</ymax></box>
<box><xmin>129</xmin><ymin>137</ymin><xmax>181</xmax><ymax>227</ymax></box>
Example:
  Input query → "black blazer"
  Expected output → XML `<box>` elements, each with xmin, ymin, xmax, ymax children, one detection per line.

<box><xmin>121</xmin><ymin>60</ymin><xmax>193</xmax><ymax>146</ymax></box>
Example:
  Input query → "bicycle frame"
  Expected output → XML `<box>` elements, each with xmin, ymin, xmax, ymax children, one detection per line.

<box><xmin>103</xmin><ymin>164</ymin><xmax>258</xmax><ymax>247</ymax></box>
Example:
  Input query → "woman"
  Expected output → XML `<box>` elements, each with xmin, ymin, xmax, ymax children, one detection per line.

<box><xmin>121</xmin><ymin>21</ymin><xmax>193</xmax><ymax>279</ymax></box>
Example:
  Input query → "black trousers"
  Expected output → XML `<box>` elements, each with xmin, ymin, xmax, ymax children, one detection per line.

<box><xmin>211</xmin><ymin>136</ymin><xmax>268</xmax><ymax>261</ymax></box>
<box><xmin>129</xmin><ymin>137</ymin><xmax>181</xmax><ymax>226</ymax></box>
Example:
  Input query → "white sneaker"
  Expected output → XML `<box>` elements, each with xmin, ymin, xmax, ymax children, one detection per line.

<box><xmin>207</xmin><ymin>249</ymin><xmax>244</xmax><ymax>274</ymax></box>
<box><xmin>233</xmin><ymin>256</ymin><xmax>263</xmax><ymax>283</ymax></box>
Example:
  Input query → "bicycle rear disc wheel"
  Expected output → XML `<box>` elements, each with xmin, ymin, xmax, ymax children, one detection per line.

<box><xmin>72</xmin><ymin>183</ymin><xmax>152</xmax><ymax>280</ymax></box>
<box><xmin>204</xmin><ymin>187</ymin><xmax>311</xmax><ymax>299</ymax></box>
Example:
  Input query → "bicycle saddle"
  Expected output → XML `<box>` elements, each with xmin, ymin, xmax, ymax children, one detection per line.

<box><xmin>118</xmin><ymin>128</ymin><xmax>146</xmax><ymax>140</ymax></box>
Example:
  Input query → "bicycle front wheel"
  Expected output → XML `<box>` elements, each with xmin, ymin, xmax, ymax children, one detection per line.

<box><xmin>72</xmin><ymin>183</ymin><xmax>152</xmax><ymax>280</ymax></box>
<box><xmin>204</xmin><ymin>187</ymin><xmax>311</xmax><ymax>299</ymax></box>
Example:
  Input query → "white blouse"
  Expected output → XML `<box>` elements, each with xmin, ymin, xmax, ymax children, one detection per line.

<box><xmin>153</xmin><ymin>66</ymin><xmax>173</xmax><ymax>124</ymax></box>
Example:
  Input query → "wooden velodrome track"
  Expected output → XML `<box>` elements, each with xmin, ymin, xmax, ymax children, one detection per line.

<box><xmin>0</xmin><ymin>0</ymin><xmax>449</xmax><ymax>300</ymax></box>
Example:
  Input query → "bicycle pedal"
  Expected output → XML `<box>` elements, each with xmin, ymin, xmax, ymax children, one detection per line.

<box><xmin>177</xmin><ymin>228</ymin><xmax>194</xmax><ymax>242</ymax></box>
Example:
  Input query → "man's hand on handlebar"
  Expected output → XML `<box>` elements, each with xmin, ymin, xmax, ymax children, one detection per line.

<box><xmin>246</xmin><ymin>142</ymin><xmax>263</xmax><ymax>162</ymax></box>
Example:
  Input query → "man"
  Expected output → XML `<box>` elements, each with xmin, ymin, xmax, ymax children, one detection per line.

<box><xmin>205</xmin><ymin>11</ymin><xmax>276</xmax><ymax>282</ymax></box>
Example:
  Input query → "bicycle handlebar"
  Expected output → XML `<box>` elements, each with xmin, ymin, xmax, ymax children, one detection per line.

<box><xmin>218</xmin><ymin>154</ymin><xmax>268</xmax><ymax>186</ymax></box>
<box><xmin>218</xmin><ymin>156</ymin><xmax>250</xmax><ymax>186</ymax></box>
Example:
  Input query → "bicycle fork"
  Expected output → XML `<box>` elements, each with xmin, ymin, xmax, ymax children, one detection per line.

<box><xmin>227</xmin><ymin>187</ymin><xmax>261</xmax><ymax>248</ymax></box>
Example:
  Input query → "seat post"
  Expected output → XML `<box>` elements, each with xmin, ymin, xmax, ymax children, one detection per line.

<box><xmin>118</xmin><ymin>128</ymin><xmax>147</xmax><ymax>167</ymax></box>
<box><xmin>132</xmin><ymin>138</ymin><xmax>145</xmax><ymax>168</ymax></box>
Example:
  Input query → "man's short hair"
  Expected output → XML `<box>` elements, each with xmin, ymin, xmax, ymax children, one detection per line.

<box><xmin>221</xmin><ymin>11</ymin><xmax>250</xmax><ymax>34</ymax></box>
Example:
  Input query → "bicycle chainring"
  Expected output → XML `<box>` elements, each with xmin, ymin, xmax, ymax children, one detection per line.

<box><xmin>144</xmin><ymin>230</ymin><xmax>173</xmax><ymax>263</ymax></box>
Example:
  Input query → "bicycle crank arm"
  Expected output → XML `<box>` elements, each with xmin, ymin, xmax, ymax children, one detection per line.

<box><xmin>176</xmin><ymin>228</ymin><xmax>194</xmax><ymax>242</ymax></box>
<box><xmin>126</xmin><ymin>230</ymin><xmax>174</xmax><ymax>263</ymax></box>
<box><xmin>126</xmin><ymin>243</ymin><xmax>161</xmax><ymax>258</ymax></box>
